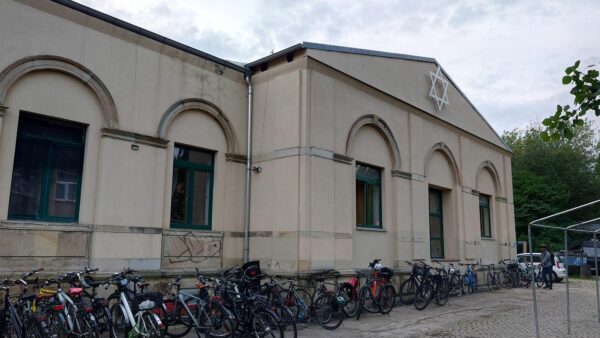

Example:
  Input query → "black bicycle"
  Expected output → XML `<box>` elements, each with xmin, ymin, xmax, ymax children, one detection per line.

<box><xmin>1</xmin><ymin>269</ymin><xmax>51</xmax><ymax>338</ymax></box>
<box><xmin>413</xmin><ymin>263</ymin><xmax>449</xmax><ymax>311</ymax></box>
<box><xmin>399</xmin><ymin>261</ymin><xmax>427</xmax><ymax>305</ymax></box>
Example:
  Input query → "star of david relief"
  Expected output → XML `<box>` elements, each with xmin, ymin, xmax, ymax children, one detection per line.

<box><xmin>429</xmin><ymin>65</ymin><xmax>449</xmax><ymax>111</ymax></box>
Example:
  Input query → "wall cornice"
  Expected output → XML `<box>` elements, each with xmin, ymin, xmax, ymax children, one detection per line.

<box><xmin>101</xmin><ymin>128</ymin><xmax>169</xmax><ymax>148</ymax></box>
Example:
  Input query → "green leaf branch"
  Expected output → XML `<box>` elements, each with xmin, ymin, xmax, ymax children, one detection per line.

<box><xmin>542</xmin><ymin>60</ymin><xmax>600</xmax><ymax>141</ymax></box>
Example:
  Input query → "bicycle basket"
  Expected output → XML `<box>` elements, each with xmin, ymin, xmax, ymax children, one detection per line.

<box><xmin>241</xmin><ymin>260</ymin><xmax>263</xmax><ymax>279</ymax></box>
<box><xmin>379</xmin><ymin>267</ymin><xmax>394</xmax><ymax>279</ymax></box>
<box><xmin>507</xmin><ymin>263</ymin><xmax>519</xmax><ymax>270</ymax></box>
<box><xmin>131</xmin><ymin>292</ymin><xmax>163</xmax><ymax>313</ymax></box>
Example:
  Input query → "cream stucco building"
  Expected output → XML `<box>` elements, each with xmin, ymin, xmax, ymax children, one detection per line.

<box><xmin>0</xmin><ymin>0</ymin><xmax>516</xmax><ymax>275</ymax></box>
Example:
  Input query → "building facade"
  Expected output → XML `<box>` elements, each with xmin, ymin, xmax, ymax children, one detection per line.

<box><xmin>0</xmin><ymin>0</ymin><xmax>516</xmax><ymax>275</ymax></box>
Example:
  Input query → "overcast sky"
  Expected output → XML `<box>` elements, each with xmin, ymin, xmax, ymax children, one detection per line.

<box><xmin>77</xmin><ymin>0</ymin><xmax>600</xmax><ymax>134</ymax></box>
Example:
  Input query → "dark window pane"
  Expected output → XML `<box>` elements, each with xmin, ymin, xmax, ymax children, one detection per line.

<box><xmin>479</xmin><ymin>195</ymin><xmax>491</xmax><ymax>238</ymax></box>
<box><xmin>48</xmin><ymin>147</ymin><xmax>83</xmax><ymax>217</ymax></box>
<box><xmin>479</xmin><ymin>195</ymin><xmax>489</xmax><ymax>207</ymax></box>
<box><xmin>431</xmin><ymin>239</ymin><xmax>443</xmax><ymax>258</ymax></box>
<box><xmin>430</xmin><ymin>216</ymin><xmax>442</xmax><ymax>238</ymax></box>
<box><xmin>19</xmin><ymin>115</ymin><xmax>85</xmax><ymax>145</ymax></box>
<box><xmin>8</xmin><ymin>139</ymin><xmax>47</xmax><ymax>217</ymax></box>
<box><xmin>173</xmin><ymin>146</ymin><xmax>213</xmax><ymax>166</ymax></box>
<box><xmin>429</xmin><ymin>190</ymin><xmax>441</xmax><ymax>214</ymax></box>
<box><xmin>192</xmin><ymin>171</ymin><xmax>211</xmax><ymax>225</ymax></box>
<box><xmin>356</xmin><ymin>163</ymin><xmax>382</xmax><ymax>228</ymax></box>
<box><xmin>356</xmin><ymin>164</ymin><xmax>380</xmax><ymax>181</ymax></box>
<box><xmin>9</xmin><ymin>114</ymin><xmax>85</xmax><ymax>221</ymax></box>
<box><xmin>429</xmin><ymin>188</ymin><xmax>444</xmax><ymax>258</ymax></box>
<box><xmin>356</xmin><ymin>181</ymin><xmax>365</xmax><ymax>226</ymax></box>
<box><xmin>368</xmin><ymin>184</ymin><xmax>381</xmax><ymax>227</ymax></box>
<box><xmin>171</xmin><ymin>168</ymin><xmax>189</xmax><ymax>224</ymax></box>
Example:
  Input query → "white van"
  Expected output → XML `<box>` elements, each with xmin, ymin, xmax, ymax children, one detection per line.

<box><xmin>516</xmin><ymin>252</ymin><xmax>566</xmax><ymax>282</ymax></box>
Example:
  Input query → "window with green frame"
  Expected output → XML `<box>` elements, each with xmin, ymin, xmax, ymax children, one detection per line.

<box><xmin>8</xmin><ymin>112</ymin><xmax>86</xmax><ymax>222</ymax></box>
<box><xmin>429</xmin><ymin>188</ymin><xmax>444</xmax><ymax>258</ymax></box>
<box><xmin>480</xmin><ymin>194</ymin><xmax>492</xmax><ymax>238</ymax></box>
<box><xmin>170</xmin><ymin>144</ymin><xmax>214</xmax><ymax>230</ymax></box>
<box><xmin>356</xmin><ymin>163</ymin><xmax>382</xmax><ymax>228</ymax></box>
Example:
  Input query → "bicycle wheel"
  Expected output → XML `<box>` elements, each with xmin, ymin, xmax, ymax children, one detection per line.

<box><xmin>81</xmin><ymin>311</ymin><xmax>101</xmax><ymax>338</ymax></box>
<box><xmin>494</xmin><ymin>272</ymin><xmax>503</xmax><ymax>291</ymax></box>
<box><xmin>535</xmin><ymin>272</ymin><xmax>545</xmax><ymax>288</ymax></box>
<box><xmin>94</xmin><ymin>304</ymin><xmax>117</xmax><ymax>338</ymax></box>
<box><xmin>363</xmin><ymin>287</ymin><xmax>379</xmax><ymax>314</ymax></box>
<box><xmin>355</xmin><ymin>286</ymin><xmax>366</xmax><ymax>320</ymax></box>
<box><xmin>378</xmin><ymin>284</ymin><xmax>396</xmax><ymax>314</ymax></box>
<box><xmin>162</xmin><ymin>300</ymin><xmax>192</xmax><ymax>338</ymax></box>
<box><xmin>47</xmin><ymin>311</ymin><xmax>68</xmax><ymax>338</ymax></box>
<box><xmin>140</xmin><ymin>312</ymin><xmax>163</xmax><ymax>338</ymax></box>
<box><xmin>314</xmin><ymin>294</ymin><xmax>343</xmax><ymax>330</ymax></box>
<box><xmin>270</xmin><ymin>303</ymin><xmax>296</xmax><ymax>338</ymax></box>
<box><xmin>110</xmin><ymin>303</ymin><xmax>131</xmax><ymax>334</ymax></box>
<box><xmin>285</xmin><ymin>288</ymin><xmax>311</xmax><ymax>323</ymax></box>
<box><xmin>486</xmin><ymin>272</ymin><xmax>494</xmax><ymax>292</ymax></box>
<box><xmin>434</xmin><ymin>280</ymin><xmax>449</xmax><ymax>306</ymax></box>
<box><xmin>24</xmin><ymin>319</ymin><xmax>46</xmax><ymax>338</ymax></box>
<box><xmin>399</xmin><ymin>278</ymin><xmax>417</xmax><ymax>305</ymax></box>
<box><xmin>501</xmin><ymin>271</ymin><xmax>512</xmax><ymax>288</ymax></box>
<box><xmin>340</xmin><ymin>284</ymin><xmax>358</xmax><ymax>318</ymax></box>
<box><xmin>472</xmin><ymin>273</ymin><xmax>478</xmax><ymax>293</ymax></box>
<box><xmin>451</xmin><ymin>275</ymin><xmax>462</xmax><ymax>296</ymax></box>
<box><xmin>199</xmin><ymin>303</ymin><xmax>235</xmax><ymax>338</ymax></box>
<box><xmin>414</xmin><ymin>281</ymin><xmax>432</xmax><ymax>311</ymax></box>
<box><xmin>251</xmin><ymin>309</ymin><xmax>284</xmax><ymax>338</ymax></box>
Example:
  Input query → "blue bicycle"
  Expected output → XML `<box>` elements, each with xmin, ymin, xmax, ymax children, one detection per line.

<box><xmin>459</xmin><ymin>263</ymin><xmax>478</xmax><ymax>294</ymax></box>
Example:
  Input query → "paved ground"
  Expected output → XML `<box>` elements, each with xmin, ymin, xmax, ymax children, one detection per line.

<box><xmin>298</xmin><ymin>279</ymin><xmax>600</xmax><ymax>337</ymax></box>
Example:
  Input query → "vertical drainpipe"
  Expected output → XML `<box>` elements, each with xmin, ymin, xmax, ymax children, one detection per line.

<box><xmin>243</xmin><ymin>73</ymin><xmax>253</xmax><ymax>263</ymax></box>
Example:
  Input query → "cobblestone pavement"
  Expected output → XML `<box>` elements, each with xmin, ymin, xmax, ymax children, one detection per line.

<box><xmin>298</xmin><ymin>279</ymin><xmax>600</xmax><ymax>337</ymax></box>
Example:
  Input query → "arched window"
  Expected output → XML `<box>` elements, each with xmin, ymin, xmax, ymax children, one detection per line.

<box><xmin>8</xmin><ymin>112</ymin><xmax>86</xmax><ymax>222</ymax></box>
<box><xmin>170</xmin><ymin>144</ymin><xmax>214</xmax><ymax>230</ymax></box>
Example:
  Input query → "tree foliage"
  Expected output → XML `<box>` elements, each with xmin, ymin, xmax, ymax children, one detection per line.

<box><xmin>542</xmin><ymin>60</ymin><xmax>600</xmax><ymax>141</ymax></box>
<box><xmin>503</xmin><ymin>122</ymin><xmax>600</xmax><ymax>250</ymax></box>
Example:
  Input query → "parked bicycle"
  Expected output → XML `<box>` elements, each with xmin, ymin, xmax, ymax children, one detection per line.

<box><xmin>459</xmin><ymin>263</ymin><xmax>478</xmax><ymax>294</ymax></box>
<box><xmin>106</xmin><ymin>269</ymin><xmax>165</xmax><ymax>337</ymax></box>
<box><xmin>399</xmin><ymin>261</ymin><xmax>427</xmax><ymax>305</ymax></box>
<box><xmin>413</xmin><ymin>262</ymin><xmax>449</xmax><ymax>311</ymax></box>
<box><xmin>1</xmin><ymin>269</ymin><xmax>51</xmax><ymax>338</ymax></box>
<box><xmin>355</xmin><ymin>259</ymin><xmax>395</xmax><ymax>320</ymax></box>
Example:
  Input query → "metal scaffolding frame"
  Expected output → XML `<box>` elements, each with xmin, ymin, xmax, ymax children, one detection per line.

<box><xmin>529</xmin><ymin>199</ymin><xmax>600</xmax><ymax>337</ymax></box>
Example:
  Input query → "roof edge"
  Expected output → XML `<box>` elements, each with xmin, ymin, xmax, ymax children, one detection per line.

<box><xmin>50</xmin><ymin>0</ymin><xmax>247</xmax><ymax>73</ymax></box>
<box><xmin>245</xmin><ymin>41</ymin><xmax>436</xmax><ymax>69</ymax></box>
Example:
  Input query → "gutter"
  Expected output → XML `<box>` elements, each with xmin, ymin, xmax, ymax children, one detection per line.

<box><xmin>243</xmin><ymin>73</ymin><xmax>253</xmax><ymax>263</ymax></box>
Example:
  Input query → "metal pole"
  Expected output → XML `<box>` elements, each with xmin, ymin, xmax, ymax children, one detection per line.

<box><xmin>595</xmin><ymin>232</ymin><xmax>599</xmax><ymax>323</ymax></box>
<box><xmin>242</xmin><ymin>74</ymin><xmax>253</xmax><ymax>263</ymax></box>
<box><xmin>529</xmin><ymin>224</ymin><xmax>540</xmax><ymax>338</ymax></box>
<box><xmin>531</xmin><ymin>199</ymin><xmax>600</xmax><ymax>225</ymax></box>
<box><xmin>565</xmin><ymin>229</ymin><xmax>570</xmax><ymax>334</ymax></box>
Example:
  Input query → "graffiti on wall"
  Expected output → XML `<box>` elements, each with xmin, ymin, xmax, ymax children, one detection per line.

<box><xmin>163</xmin><ymin>232</ymin><xmax>222</xmax><ymax>264</ymax></box>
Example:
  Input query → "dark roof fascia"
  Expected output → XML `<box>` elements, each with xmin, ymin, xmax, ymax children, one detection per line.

<box><xmin>301</xmin><ymin>42</ymin><xmax>437</xmax><ymax>63</ymax></box>
<box><xmin>245</xmin><ymin>41</ymin><xmax>436</xmax><ymax>69</ymax></box>
<box><xmin>50</xmin><ymin>0</ymin><xmax>247</xmax><ymax>74</ymax></box>
<box><xmin>245</xmin><ymin>43</ymin><xmax>305</xmax><ymax>69</ymax></box>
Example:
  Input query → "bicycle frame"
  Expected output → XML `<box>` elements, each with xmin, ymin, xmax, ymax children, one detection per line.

<box><xmin>3</xmin><ymin>292</ymin><xmax>23</xmax><ymax>338</ymax></box>
<box><xmin>172</xmin><ymin>290</ymin><xmax>208</xmax><ymax>330</ymax></box>
<box><xmin>56</xmin><ymin>287</ymin><xmax>80</xmax><ymax>332</ymax></box>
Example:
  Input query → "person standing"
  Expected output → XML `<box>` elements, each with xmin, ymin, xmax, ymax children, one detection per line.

<box><xmin>540</xmin><ymin>244</ymin><xmax>553</xmax><ymax>290</ymax></box>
